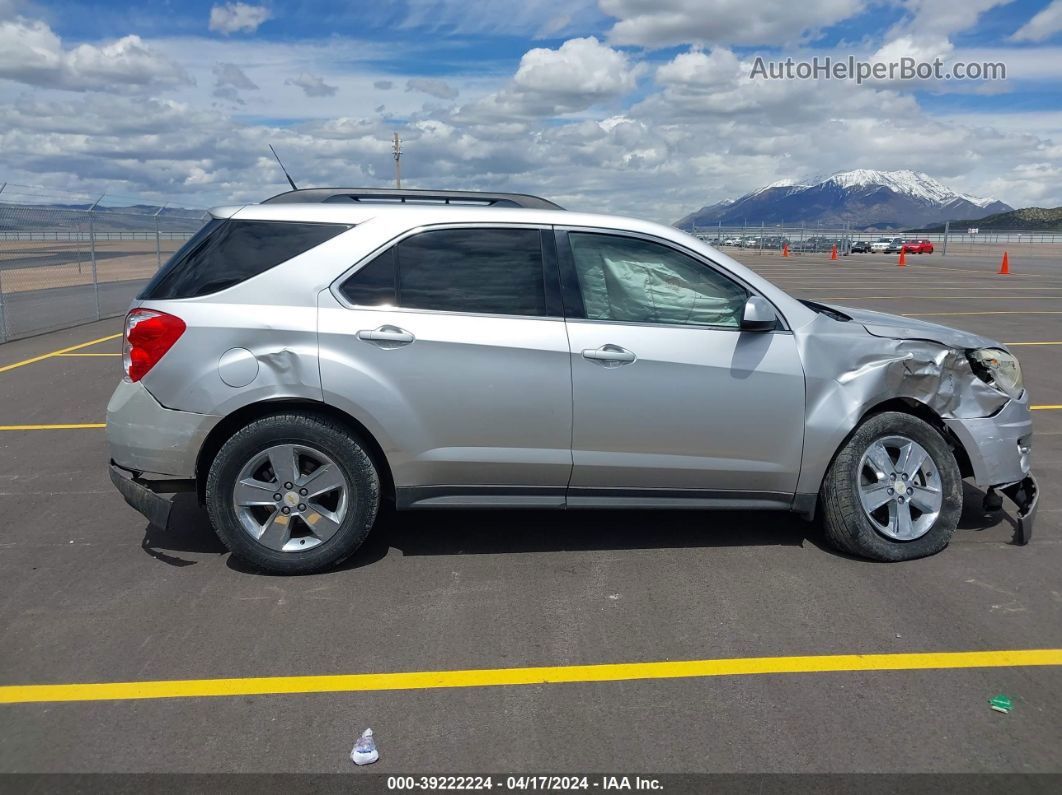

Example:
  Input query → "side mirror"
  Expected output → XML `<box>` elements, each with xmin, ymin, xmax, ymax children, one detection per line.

<box><xmin>741</xmin><ymin>296</ymin><xmax>778</xmax><ymax>332</ymax></box>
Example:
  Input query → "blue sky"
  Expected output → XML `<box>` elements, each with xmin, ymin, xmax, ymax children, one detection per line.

<box><xmin>1</xmin><ymin>0</ymin><xmax>1061</xmax><ymax>219</ymax></box>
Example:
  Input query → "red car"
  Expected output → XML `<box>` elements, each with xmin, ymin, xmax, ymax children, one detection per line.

<box><xmin>904</xmin><ymin>239</ymin><xmax>935</xmax><ymax>254</ymax></box>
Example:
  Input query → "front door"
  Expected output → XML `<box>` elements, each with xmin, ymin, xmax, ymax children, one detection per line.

<box><xmin>559</xmin><ymin>230</ymin><xmax>805</xmax><ymax>506</ymax></box>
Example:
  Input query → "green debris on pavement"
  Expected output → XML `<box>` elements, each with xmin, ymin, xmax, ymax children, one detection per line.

<box><xmin>989</xmin><ymin>694</ymin><xmax>1013</xmax><ymax>714</ymax></box>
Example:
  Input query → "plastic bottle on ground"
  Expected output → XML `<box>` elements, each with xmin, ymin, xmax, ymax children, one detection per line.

<box><xmin>351</xmin><ymin>728</ymin><xmax>379</xmax><ymax>765</ymax></box>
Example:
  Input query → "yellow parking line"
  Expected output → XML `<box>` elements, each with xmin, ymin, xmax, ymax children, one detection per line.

<box><xmin>791</xmin><ymin>287</ymin><xmax>1062</xmax><ymax>291</ymax></box>
<box><xmin>0</xmin><ymin>333</ymin><xmax>122</xmax><ymax>373</ymax></box>
<box><xmin>1031</xmin><ymin>405</ymin><xmax>1062</xmax><ymax>410</ymax></box>
<box><xmin>0</xmin><ymin>423</ymin><xmax>106</xmax><ymax>431</ymax></box>
<box><xmin>55</xmin><ymin>352</ymin><xmax>121</xmax><ymax>357</ymax></box>
<box><xmin>902</xmin><ymin>311</ymin><xmax>1062</xmax><ymax>317</ymax></box>
<box><xmin>821</xmin><ymin>296</ymin><xmax>1062</xmax><ymax>301</ymax></box>
<box><xmin>1</xmin><ymin>648</ymin><xmax>1057</xmax><ymax>704</ymax></box>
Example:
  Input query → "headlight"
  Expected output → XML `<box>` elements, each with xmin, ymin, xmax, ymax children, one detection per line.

<box><xmin>968</xmin><ymin>348</ymin><xmax>1023</xmax><ymax>399</ymax></box>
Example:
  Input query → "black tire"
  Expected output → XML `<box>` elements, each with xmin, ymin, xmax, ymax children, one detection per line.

<box><xmin>820</xmin><ymin>412</ymin><xmax>962</xmax><ymax>561</ymax></box>
<box><xmin>206</xmin><ymin>412</ymin><xmax>380</xmax><ymax>574</ymax></box>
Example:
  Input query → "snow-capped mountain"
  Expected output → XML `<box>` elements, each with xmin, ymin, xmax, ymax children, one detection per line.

<box><xmin>675</xmin><ymin>170</ymin><xmax>1012</xmax><ymax>230</ymax></box>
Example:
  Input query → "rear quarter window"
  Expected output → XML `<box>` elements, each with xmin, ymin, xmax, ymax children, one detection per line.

<box><xmin>139</xmin><ymin>219</ymin><xmax>349</xmax><ymax>300</ymax></box>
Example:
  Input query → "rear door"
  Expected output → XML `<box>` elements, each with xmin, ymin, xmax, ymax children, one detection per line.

<box><xmin>318</xmin><ymin>225</ymin><xmax>573</xmax><ymax>507</ymax></box>
<box><xmin>558</xmin><ymin>229</ymin><xmax>805</xmax><ymax>506</ymax></box>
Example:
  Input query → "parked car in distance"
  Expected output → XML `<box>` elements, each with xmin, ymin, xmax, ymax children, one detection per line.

<box><xmin>904</xmin><ymin>239</ymin><xmax>935</xmax><ymax>254</ymax></box>
<box><xmin>884</xmin><ymin>237</ymin><xmax>906</xmax><ymax>253</ymax></box>
<box><xmin>107</xmin><ymin>188</ymin><xmax>1037</xmax><ymax>574</ymax></box>
<box><xmin>851</xmin><ymin>240</ymin><xmax>871</xmax><ymax>253</ymax></box>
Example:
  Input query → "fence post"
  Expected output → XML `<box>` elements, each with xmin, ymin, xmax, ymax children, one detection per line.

<box><xmin>942</xmin><ymin>221</ymin><xmax>949</xmax><ymax>257</ymax></box>
<box><xmin>0</xmin><ymin>199</ymin><xmax>5</xmax><ymax>342</ymax></box>
<box><xmin>0</xmin><ymin>266</ymin><xmax>7</xmax><ymax>344</ymax></box>
<box><xmin>88</xmin><ymin>198</ymin><xmax>102</xmax><ymax>322</ymax></box>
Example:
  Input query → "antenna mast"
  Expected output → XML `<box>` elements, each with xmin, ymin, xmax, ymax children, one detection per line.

<box><xmin>269</xmin><ymin>145</ymin><xmax>298</xmax><ymax>190</ymax></box>
<box><xmin>392</xmin><ymin>131</ymin><xmax>402</xmax><ymax>189</ymax></box>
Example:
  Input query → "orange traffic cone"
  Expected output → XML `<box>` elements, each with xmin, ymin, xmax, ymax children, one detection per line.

<box><xmin>782</xmin><ymin>243</ymin><xmax>789</xmax><ymax>257</ymax></box>
<box><xmin>999</xmin><ymin>251</ymin><xmax>1009</xmax><ymax>274</ymax></box>
<box><xmin>898</xmin><ymin>246</ymin><xmax>906</xmax><ymax>266</ymax></box>
<box><xmin>830</xmin><ymin>244</ymin><xmax>837</xmax><ymax>260</ymax></box>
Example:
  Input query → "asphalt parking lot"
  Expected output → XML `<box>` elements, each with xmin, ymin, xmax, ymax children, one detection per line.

<box><xmin>0</xmin><ymin>249</ymin><xmax>1059</xmax><ymax>776</ymax></box>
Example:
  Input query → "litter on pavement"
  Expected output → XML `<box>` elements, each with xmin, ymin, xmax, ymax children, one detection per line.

<box><xmin>351</xmin><ymin>728</ymin><xmax>379</xmax><ymax>765</ymax></box>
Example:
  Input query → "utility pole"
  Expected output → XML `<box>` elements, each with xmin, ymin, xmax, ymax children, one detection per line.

<box><xmin>392</xmin><ymin>131</ymin><xmax>402</xmax><ymax>189</ymax></box>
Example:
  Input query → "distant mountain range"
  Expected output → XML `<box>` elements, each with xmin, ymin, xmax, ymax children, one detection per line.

<box><xmin>674</xmin><ymin>169</ymin><xmax>1013</xmax><ymax>231</ymax></box>
<box><xmin>910</xmin><ymin>206</ymin><xmax>1062</xmax><ymax>232</ymax></box>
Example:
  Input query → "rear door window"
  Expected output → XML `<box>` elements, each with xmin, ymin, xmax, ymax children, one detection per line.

<box><xmin>338</xmin><ymin>248</ymin><xmax>397</xmax><ymax>306</ymax></box>
<box><xmin>339</xmin><ymin>228</ymin><xmax>547</xmax><ymax>317</ymax></box>
<box><xmin>140</xmin><ymin>219</ymin><xmax>349</xmax><ymax>300</ymax></box>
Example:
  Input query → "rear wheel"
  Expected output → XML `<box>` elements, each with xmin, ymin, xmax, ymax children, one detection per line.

<box><xmin>821</xmin><ymin>412</ymin><xmax>962</xmax><ymax>561</ymax></box>
<box><xmin>206</xmin><ymin>412</ymin><xmax>380</xmax><ymax>574</ymax></box>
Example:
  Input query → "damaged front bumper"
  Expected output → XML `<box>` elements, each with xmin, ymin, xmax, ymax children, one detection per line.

<box><xmin>1000</xmin><ymin>475</ymin><xmax>1038</xmax><ymax>545</ymax></box>
<box><xmin>943</xmin><ymin>394</ymin><xmax>1033</xmax><ymax>487</ymax></box>
<box><xmin>943</xmin><ymin>394</ymin><xmax>1036</xmax><ymax>544</ymax></box>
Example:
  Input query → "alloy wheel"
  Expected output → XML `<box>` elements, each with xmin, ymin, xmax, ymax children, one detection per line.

<box><xmin>232</xmin><ymin>443</ymin><xmax>350</xmax><ymax>552</ymax></box>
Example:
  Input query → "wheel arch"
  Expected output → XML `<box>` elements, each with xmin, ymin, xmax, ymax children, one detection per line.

<box><xmin>857</xmin><ymin>398</ymin><xmax>974</xmax><ymax>479</ymax></box>
<box><xmin>812</xmin><ymin>398</ymin><xmax>974</xmax><ymax>497</ymax></box>
<box><xmin>194</xmin><ymin>399</ymin><xmax>396</xmax><ymax>505</ymax></box>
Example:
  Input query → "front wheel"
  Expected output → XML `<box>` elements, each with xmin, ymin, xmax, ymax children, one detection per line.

<box><xmin>206</xmin><ymin>412</ymin><xmax>380</xmax><ymax>574</ymax></box>
<box><xmin>821</xmin><ymin>412</ymin><xmax>962</xmax><ymax>561</ymax></box>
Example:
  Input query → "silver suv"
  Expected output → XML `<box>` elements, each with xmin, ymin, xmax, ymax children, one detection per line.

<box><xmin>107</xmin><ymin>188</ymin><xmax>1037</xmax><ymax>574</ymax></box>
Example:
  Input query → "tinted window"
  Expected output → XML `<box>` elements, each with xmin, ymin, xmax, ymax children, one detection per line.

<box><xmin>398</xmin><ymin>228</ymin><xmax>546</xmax><ymax>316</ymax></box>
<box><xmin>140</xmin><ymin>220</ymin><xmax>349</xmax><ymax>300</ymax></box>
<box><xmin>339</xmin><ymin>248</ymin><xmax>396</xmax><ymax>306</ymax></box>
<box><xmin>569</xmin><ymin>233</ymin><xmax>747</xmax><ymax>327</ymax></box>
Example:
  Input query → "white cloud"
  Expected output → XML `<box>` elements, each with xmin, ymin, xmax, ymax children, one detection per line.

<box><xmin>514</xmin><ymin>36</ymin><xmax>639</xmax><ymax>97</ymax></box>
<box><xmin>600</xmin><ymin>0</ymin><xmax>867</xmax><ymax>47</ymax></box>
<box><xmin>1011</xmin><ymin>0</ymin><xmax>1062</xmax><ymax>42</ymax></box>
<box><xmin>212</xmin><ymin>61</ymin><xmax>257</xmax><ymax>103</ymax></box>
<box><xmin>0</xmin><ymin>16</ymin><xmax>191</xmax><ymax>92</ymax></box>
<box><xmin>214</xmin><ymin>62</ymin><xmax>257</xmax><ymax>90</ymax></box>
<box><xmin>454</xmin><ymin>37</ymin><xmax>642</xmax><ymax>121</ymax></box>
<box><xmin>405</xmin><ymin>77</ymin><xmax>458</xmax><ymax>99</ymax></box>
<box><xmin>208</xmin><ymin>3</ymin><xmax>272</xmax><ymax>35</ymax></box>
<box><xmin>287</xmin><ymin>72</ymin><xmax>338</xmax><ymax>97</ymax></box>
<box><xmin>655</xmin><ymin>48</ymin><xmax>744</xmax><ymax>92</ymax></box>
<box><xmin>373</xmin><ymin>79</ymin><xmax>393</xmax><ymax>90</ymax></box>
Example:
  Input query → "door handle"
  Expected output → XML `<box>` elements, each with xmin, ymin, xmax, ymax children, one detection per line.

<box><xmin>581</xmin><ymin>344</ymin><xmax>636</xmax><ymax>366</ymax></box>
<box><xmin>357</xmin><ymin>325</ymin><xmax>415</xmax><ymax>346</ymax></box>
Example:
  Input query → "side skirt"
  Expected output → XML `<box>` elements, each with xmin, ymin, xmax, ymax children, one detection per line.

<box><xmin>397</xmin><ymin>485</ymin><xmax>799</xmax><ymax>512</ymax></box>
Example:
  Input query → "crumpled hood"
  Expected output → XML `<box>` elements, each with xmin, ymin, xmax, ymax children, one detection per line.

<box><xmin>824</xmin><ymin>303</ymin><xmax>1001</xmax><ymax>351</ymax></box>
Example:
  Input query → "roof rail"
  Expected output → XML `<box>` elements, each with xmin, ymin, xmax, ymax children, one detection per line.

<box><xmin>261</xmin><ymin>187</ymin><xmax>564</xmax><ymax>210</ymax></box>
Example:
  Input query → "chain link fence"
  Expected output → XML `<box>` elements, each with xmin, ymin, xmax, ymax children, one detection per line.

<box><xmin>689</xmin><ymin>225</ymin><xmax>861</xmax><ymax>255</ymax></box>
<box><xmin>688</xmin><ymin>224</ymin><xmax>1062</xmax><ymax>256</ymax></box>
<box><xmin>0</xmin><ymin>204</ymin><xmax>206</xmax><ymax>343</ymax></box>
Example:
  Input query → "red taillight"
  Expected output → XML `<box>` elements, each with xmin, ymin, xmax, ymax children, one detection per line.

<box><xmin>123</xmin><ymin>309</ymin><xmax>186</xmax><ymax>382</ymax></box>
